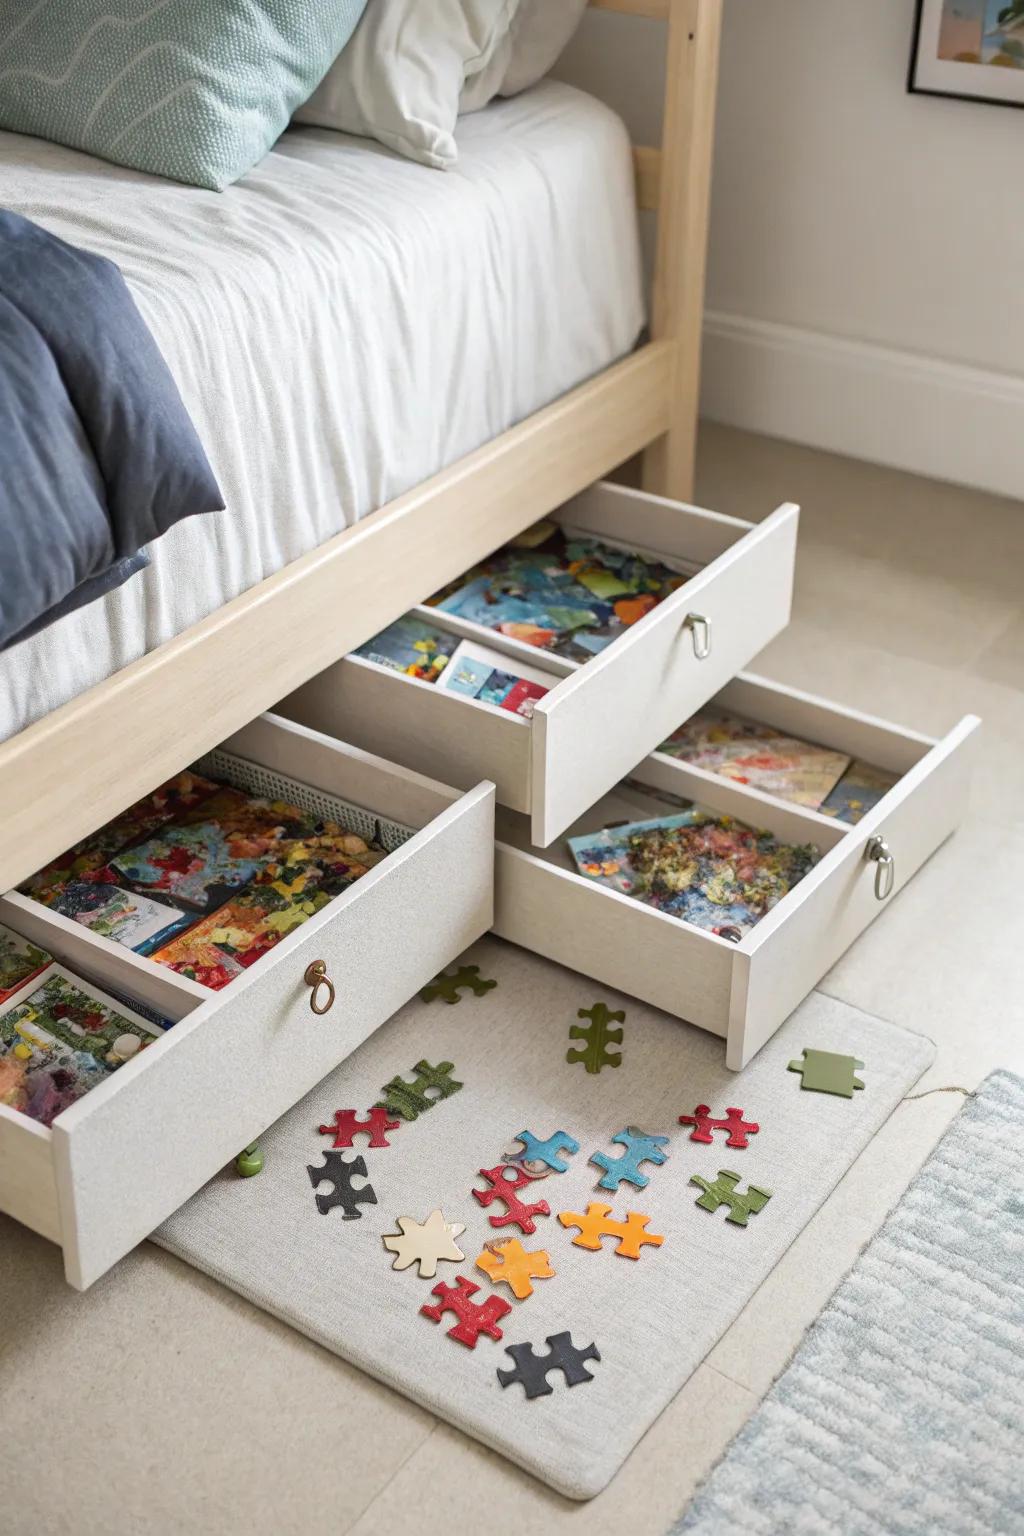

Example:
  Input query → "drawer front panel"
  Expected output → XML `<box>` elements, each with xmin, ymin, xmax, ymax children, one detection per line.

<box><xmin>530</xmin><ymin>501</ymin><xmax>799</xmax><ymax>844</ymax></box>
<box><xmin>494</xmin><ymin>843</ymin><xmax>734</xmax><ymax>1036</ymax></box>
<box><xmin>52</xmin><ymin>783</ymin><xmax>495</xmax><ymax>1289</ymax></box>
<box><xmin>729</xmin><ymin>716</ymin><xmax>980</xmax><ymax>1069</ymax></box>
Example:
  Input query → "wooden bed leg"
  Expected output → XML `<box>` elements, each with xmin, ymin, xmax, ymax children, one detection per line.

<box><xmin>641</xmin><ymin>0</ymin><xmax>722</xmax><ymax>505</ymax></box>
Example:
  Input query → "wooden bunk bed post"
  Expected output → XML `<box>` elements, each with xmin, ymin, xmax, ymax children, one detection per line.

<box><xmin>593</xmin><ymin>0</ymin><xmax>722</xmax><ymax>503</ymax></box>
<box><xmin>643</xmin><ymin>0</ymin><xmax>722</xmax><ymax>504</ymax></box>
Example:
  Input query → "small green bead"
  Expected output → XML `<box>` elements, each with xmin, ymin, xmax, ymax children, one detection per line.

<box><xmin>235</xmin><ymin>1142</ymin><xmax>264</xmax><ymax>1178</ymax></box>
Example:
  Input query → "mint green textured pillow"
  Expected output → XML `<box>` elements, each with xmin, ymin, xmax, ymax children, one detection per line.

<box><xmin>0</xmin><ymin>0</ymin><xmax>369</xmax><ymax>191</ymax></box>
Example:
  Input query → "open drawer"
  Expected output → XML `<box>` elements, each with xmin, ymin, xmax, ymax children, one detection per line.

<box><xmin>493</xmin><ymin>673</ymin><xmax>980</xmax><ymax>1069</ymax></box>
<box><xmin>282</xmin><ymin>481</ymin><xmax>800</xmax><ymax>846</ymax></box>
<box><xmin>0</xmin><ymin>713</ymin><xmax>494</xmax><ymax>1289</ymax></box>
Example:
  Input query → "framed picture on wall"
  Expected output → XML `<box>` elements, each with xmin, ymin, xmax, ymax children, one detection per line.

<box><xmin>909</xmin><ymin>0</ymin><xmax>1024</xmax><ymax>106</ymax></box>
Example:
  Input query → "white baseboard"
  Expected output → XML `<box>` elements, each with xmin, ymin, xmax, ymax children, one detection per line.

<box><xmin>700</xmin><ymin>311</ymin><xmax>1024</xmax><ymax>504</ymax></box>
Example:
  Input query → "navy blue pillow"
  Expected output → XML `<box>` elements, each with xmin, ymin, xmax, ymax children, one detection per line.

<box><xmin>0</xmin><ymin>210</ymin><xmax>223</xmax><ymax>649</ymax></box>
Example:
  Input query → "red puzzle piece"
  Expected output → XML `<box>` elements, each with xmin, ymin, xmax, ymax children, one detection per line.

<box><xmin>317</xmin><ymin>1108</ymin><xmax>401</xmax><ymax>1149</ymax></box>
<box><xmin>473</xmin><ymin>1165</ymin><xmax>551</xmax><ymax>1234</ymax></box>
<box><xmin>420</xmin><ymin>1276</ymin><xmax>512</xmax><ymax>1348</ymax></box>
<box><xmin>678</xmin><ymin>1104</ymin><xmax>759</xmax><ymax>1149</ymax></box>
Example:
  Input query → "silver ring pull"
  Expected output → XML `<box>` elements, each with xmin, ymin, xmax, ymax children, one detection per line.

<box><xmin>865</xmin><ymin>835</ymin><xmax>895</xmax><ymax>901</ymax></box>
<box><xmin>684</xmin><ymin>612</ymin><xmax>712</xmax><ymax>660</ymax></box>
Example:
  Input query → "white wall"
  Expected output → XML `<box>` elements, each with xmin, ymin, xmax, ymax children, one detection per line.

<box><xmin>558</xmin><ymin>0</ymin><xmax>1024</xmax><ymax>500</ymax></box>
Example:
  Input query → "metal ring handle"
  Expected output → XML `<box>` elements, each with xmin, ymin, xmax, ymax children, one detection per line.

<box><xmin>865</xmin><ymin>835</ymin><xmax>895</xmax><ymax>901</ymax></box>
<box><xmin>683</xmin><ymin>612</ymin><xmax>712</xmax><ymax>661</ymax></box>
<box><xmin>304</xmin><ymin>959</ymin><xmax>336</xmax><ymax>1015</ymax></box>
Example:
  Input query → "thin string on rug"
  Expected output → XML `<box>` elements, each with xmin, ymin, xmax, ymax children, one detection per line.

<box><xmin>903</xmin><ymin>1086</ymin><xmax>975</xmax><ymax>1101</ymax></box>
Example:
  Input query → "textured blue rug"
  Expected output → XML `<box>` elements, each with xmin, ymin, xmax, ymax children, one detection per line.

<box><xmin>673</xmin><ymin>1070</ymin><xmax>1024</xmax><ymax>1536</ymax></box>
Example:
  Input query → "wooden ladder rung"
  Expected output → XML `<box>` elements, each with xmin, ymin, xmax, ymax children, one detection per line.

<box><xmin>588</xmin><ymin>0</ymin><xmax>670</xmax><ymax>18</ymax></box>
<box><xmin>632</xmin><ymin>145</ymin><xmax>661</xmax><ymax>211</ymax></box>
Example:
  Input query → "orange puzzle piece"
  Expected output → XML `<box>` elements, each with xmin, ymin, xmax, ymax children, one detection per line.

<box><xmin>557</xmin><ymin>1202</ymin><xmax>664</xmax><ymax>1260</ymax></box>
<box><xmin>475</xmin><ymin>1239</ymin><xmax>556</xmax><ymax>1299</ymax></box>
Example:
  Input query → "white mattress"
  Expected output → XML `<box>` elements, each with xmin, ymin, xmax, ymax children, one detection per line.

<box><xmin>0</xmin><ymin>81</ymin><xmax>643</xmax><ymax>742</ymax></box>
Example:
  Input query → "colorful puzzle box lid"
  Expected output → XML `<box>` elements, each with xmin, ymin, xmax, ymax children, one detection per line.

<box><xmin>658</xmin><ymin>708</ymin><xmax>851</xmax><ymax>810</ymax></box>
<box><xmin>0</xmin><ymin>921</ymin><xmax>51</xmax><ymax>1005</ymax></box>
<box><xmin>567</xmin><ymin>806</ymin><xmax>820</xmax><ymax>940</ymax></box>
<box><xmin>425</xmin><ymin>525</ymin><xmax>696</xmax><ymax>664</ymax></box>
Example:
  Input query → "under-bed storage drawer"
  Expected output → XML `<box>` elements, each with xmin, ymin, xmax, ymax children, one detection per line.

<box><xmin>493</xmin><ymin>674</ymin><xmax>980</xmax><ymax>1070</ymax></box>
<box><xmin>282</xmin><ymin>481</ymin><xmax>799</xmax><ymax>846</ymax></box>
<box><xmin>0</xmin><ymin>714</ymin><xmax>494</xmax><ymax>1289</ymax></box>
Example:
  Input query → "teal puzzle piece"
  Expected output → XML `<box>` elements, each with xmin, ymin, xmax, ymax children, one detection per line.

<box><xmin>512</xmin><ymin>1129</ymin><xmax>580</xmax><ymax>1173</ymax></box>
<box><xmin>591</xmin><ymin>1127</ymin><xmax>670</xmax><ymax>1192</ymax></box>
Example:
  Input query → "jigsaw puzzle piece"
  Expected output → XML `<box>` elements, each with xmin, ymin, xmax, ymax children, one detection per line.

<box><xmin>473</xmin><ymin>1165</ymin><xmax>551</xmax><ymax>1234</ymax></box>
<box><xmin>307</xmin><ymin>1152</ymin><xmax>377</xmax><ymax>1219</ymax></box>
<box><xmin>375</xmin><ymin>1059</ymin><xmax>463</xmax><ymax>1121</ymax></box>
<box><xmin>421</xmin><ymin>964</ymin><xmax>498</xmax><ymax>1004</ymax></box>
<box><xmin>508</xmin><ymin>1128</ymin><xmax>580</xmax><ymax>1175</ymax></box>
<box><xmin>382</xmin><ymin>1210</ymin><xmax>466</xmax><ymax>1276</ymax></box>
<box><xmin>689</xmin><ymin>1168</ymin><xmax>772</xmax><ymax>1226</ymax></box>
<box><xmin>318</xmin><ymin>1107</ymin><xmax>401</xmax><ymax>1148</ymax></box>
<box><xmin>475</xmin><ymin>1239</ymin><xmax>555</xmax><ymax>1299</ymax></box>
<box><xmin>566</xmin><ymin>1002</ymin><xmax>624</xmax><ymax>1074</ymax></box>
<box><xmin>497</xmin><ymin>1333</ymin><xmax>601</xmax><ymax>1398</ymax></box>
<box><xmin>420</xmin><ymin>1276</ymin><xmax>511</xmax><ymax>1347</ymax></box>
<box><xmin>787</xmin><ymin>1048</ymin><xmax>865</xmax><ymax>1097</ymax></box>
<box><xmin>590</xmin><ymin>1126</ymin><xmax>669</xmax><ymax>1191</ymax></box>
<box><xmin>678</xmin><ymin>1104</ymin><xmax>759</xmax><ymax>1148</ymax></box>
<box><xmin>557</xmin><ymin>1201</ymin><xmax>663</xmax><ymax>1260</ymax></box>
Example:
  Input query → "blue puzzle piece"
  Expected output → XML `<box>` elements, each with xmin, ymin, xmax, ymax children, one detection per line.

<box><xmin>590</xmin><ymin>1127</ymin><xmax>670</xmax><ymax>1192</ymax></box>
<box><xmin>511</xmin><ymin>1128</ymin><xmax>580</xmax><ymax>1173</ymax></box>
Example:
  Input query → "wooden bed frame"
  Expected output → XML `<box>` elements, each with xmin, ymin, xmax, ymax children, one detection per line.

<box><xmin>0</xmin><ymin>0</ymin><xmax>722</xmax><ymax>893</ymax></box>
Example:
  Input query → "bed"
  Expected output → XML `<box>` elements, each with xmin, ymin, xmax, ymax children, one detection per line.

<box><xmin>0</xmin><ymin>81</ymin><xmax>644</xmax><ymax>739</ymax></box>
<box><xmin>0</xmin><ymin>0</ymin><xmax>722</xmax><ymax>893</ymax></box>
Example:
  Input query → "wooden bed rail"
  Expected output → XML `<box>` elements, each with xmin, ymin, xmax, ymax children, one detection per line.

<box><xmin>588</xmin><ymin>0</ymin><xmax>722</xmax><ymax>503</ymax></box>
<box><xmin>0</xmin><ymin>345</ymin><xmax>674</xmax><ymax>892</ymax></box>
<box><xmin>590</xmin><ymin>0</ymin><xmax>670</xmax><ymax>17</ymax></box>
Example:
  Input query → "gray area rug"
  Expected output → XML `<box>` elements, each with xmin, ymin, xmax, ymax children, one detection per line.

<box><xmin>156</xmin><ymin>936</ymin><xmax>933</xmax><ymax>1500</ymax></box>
<box><xmin>674</xmin><ymin>1069</ymin><xmax>1024</xmax><ymax>1535</ymax></box>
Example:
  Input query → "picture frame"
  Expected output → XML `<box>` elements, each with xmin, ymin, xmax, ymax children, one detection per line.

<box><xmin>909</xmin><ymin>0</ymin><xmax>1024</xmax><ymax>107</ymax></box>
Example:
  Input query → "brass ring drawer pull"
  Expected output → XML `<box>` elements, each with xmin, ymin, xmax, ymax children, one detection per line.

<box><xmin>865</xmin><ymin>835</ymin><xmax>895</xmax><ymax>901</ymax></box>
<box><xmin>304</xmin><ymin>960</ymin><xmax>336</xmax><ymax>1015</ymax></box>
<box><xmin>683</xmin><ymin>612</ymin><xmax>712</xmax><ymax>660</ymax></box>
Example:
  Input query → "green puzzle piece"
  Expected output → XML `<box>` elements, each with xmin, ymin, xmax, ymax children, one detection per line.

<box><xmin>788</xmin><ymin>1048</ymin><xmax>865</xmax><ymax>1097</ymax></box>
<box><xmin>421</xmin><ymin>965</ymin><xmax>497</xmax><ymax>1005</ymax></box>
<box><xmin>375</xmin><ymin>1060</ymin><xmax>463</xmax><ymax>1121</ymax></box>
<box><xmin>690</xmin><ymin>1169</ymin><xmax>772</xmax><ymax>1227</ymax></box>
<box><xmin>566</xmin><ymin>1002</ymin><xmax>625</xmax><ymax>1075</ymax></box>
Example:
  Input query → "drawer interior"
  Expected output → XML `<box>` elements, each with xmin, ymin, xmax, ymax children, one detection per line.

<box><xmin>0</xmin><ymin>713</ymin><xmax>473</xmax><ymax>1136</ymax></box>
<box><xmin>3</xmin><ymin>720</ymin><xmax>426</xmax><ymax>1012</ymax></box>
<box><xmin>495</xmin><ymin>672</ymin><xmax>946</xmax><ymax>950</ymax></box>
<box><xmin>284</xmin><ymin>482</ymin><xmax>800</xmax><ymax>845</ymax></box>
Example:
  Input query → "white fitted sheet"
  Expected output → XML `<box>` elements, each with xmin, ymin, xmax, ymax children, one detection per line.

<box><xmin>0</xmin><ymin>82</ymin><xmax>643</xmax><ymax>742</ymax></box>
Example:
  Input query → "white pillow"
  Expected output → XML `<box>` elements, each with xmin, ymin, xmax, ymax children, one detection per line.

<box><xmin>295</xmin><ymin>0</ymin><xmax>589</xmax><ymax>169</ymax></box>
<box><xmin>462</xmin><ymin>0</ymin><xmax>589</xmax><ymax>111</ymax></box>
